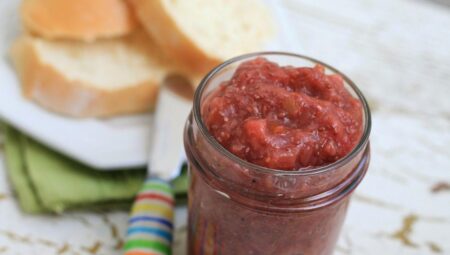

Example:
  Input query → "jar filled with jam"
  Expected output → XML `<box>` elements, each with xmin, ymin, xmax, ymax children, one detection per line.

<box><xmin>184</xmin><ymin>52</ymin><xmax>371</xmax><ymax>255</ymax></box>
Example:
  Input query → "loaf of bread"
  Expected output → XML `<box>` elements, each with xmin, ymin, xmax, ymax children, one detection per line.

<box><xmin>10</xmin><ymin>32</ymin><xmax>175</xmax><ymax>118</ymax></box>
<box><xmin>129</xmin><ymin>0</ymin><xmax>275</xmax><ymax>74</ymax></box>
<box><xmin>12</xmin><ymin>0</ymin><xmax>274</xmax><ymax>118</ymax></box>
<box><xmin>21</xmin><ymin>0</ymin><xmax>137</xmax><ymax>41</ymax></box>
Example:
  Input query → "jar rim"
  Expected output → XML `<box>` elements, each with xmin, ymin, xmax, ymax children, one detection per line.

<box><xmin>193</xmin><ymin>52</ymin><xmax>372</xmax><ymax>176</ymax></box>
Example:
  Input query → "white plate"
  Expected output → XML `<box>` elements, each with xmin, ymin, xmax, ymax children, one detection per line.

<box><xmin>0</xmin><ymin>0</ymin><xmax>291</xmax><ymax>170</ymax></box>
<box><xmin>0</xmin><ymin>58</ymin><xmax>153</xmax><ymax>169</ymax></box>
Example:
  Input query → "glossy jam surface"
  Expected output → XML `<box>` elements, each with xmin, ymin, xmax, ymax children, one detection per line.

<box><xmin>202</xmin><ymin>58</ymin><xmax>363</xmax><ymax>170</ymax></box>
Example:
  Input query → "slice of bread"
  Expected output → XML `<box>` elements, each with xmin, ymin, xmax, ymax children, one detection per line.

<box><xmin>10</xmin><ymin>32</ymin><xmax>175</xmax><ymax>118</ymax></box>
<box><xmin>21</xmin><ymin>0</ymin><xmax>137</xmax><ymax>41</ymax></box>
<box><xmin>130</xmin><ymin>0</ymin><xmax>275</xmax><ymax>74</ymax></box>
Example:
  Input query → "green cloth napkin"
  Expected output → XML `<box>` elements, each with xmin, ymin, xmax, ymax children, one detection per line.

<box><xmin>2</xmin><ymin>126</ymin><xmax>188</xmax><ymax>214</ymax></box>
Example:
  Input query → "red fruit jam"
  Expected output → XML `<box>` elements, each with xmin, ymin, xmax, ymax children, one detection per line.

<box><xmin>184</xmin><ymin>53</ymin><xmax>371</xmax><ymax>255</ymax></box>
<box><xmin>202</xmin><ymin>57</ymin><xmax>363</xmax><ymax>170</ymax></box>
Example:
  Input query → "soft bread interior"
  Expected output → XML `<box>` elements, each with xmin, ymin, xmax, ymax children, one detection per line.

<box><xmin>162</xmin><ymin>0</ymin><xmax>274</xmax><ymax>60</ymax></box>
<box><xmin>33</xmin><ymin>32</ymin><xmax>169</xmax><ymax>89</ymax></box>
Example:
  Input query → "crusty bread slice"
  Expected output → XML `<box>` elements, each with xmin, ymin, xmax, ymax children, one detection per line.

<box><xmin>10</xmin><ymin>32</ymin><xmax>174</xmax><ymax>118</ymax></box>
<box><xmin>21</xmin><ymin>0</ymin><xmax>137</xmax><ymax>41</ymax></box>
<box><xmin>130</xmin><ymin>0</ymin><xmax>275</xmax><ymax>74</ymax></box>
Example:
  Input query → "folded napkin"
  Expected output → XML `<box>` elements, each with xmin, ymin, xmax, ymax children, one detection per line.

<box><xmin>2</xmin><ymin>126</ymin><xmax>188</xmax><ymax>214</ymax></box>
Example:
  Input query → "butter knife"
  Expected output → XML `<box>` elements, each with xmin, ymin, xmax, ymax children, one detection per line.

<box><xmin>124</xmin><ymin>79</ymin><xmax>193</xmax><ymax>255</ymax></box>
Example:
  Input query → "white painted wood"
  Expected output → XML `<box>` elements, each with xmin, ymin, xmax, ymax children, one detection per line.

<box><xmin>0</xmin><ymin>0</ymin><xmax>449</xmax><ymax>254</ymax></box>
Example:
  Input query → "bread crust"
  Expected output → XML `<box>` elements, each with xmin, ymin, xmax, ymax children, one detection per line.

<box><xmin>130</xmin><ymin>0</ymin><xmax>221</xmax><ymax>74</ymax></box>
<box><xmin>10</xmin><ymin>36</ymin><xmax>159</xmax><ymax>118</ymax></box>
<box><xmin>21</xmin><ymin>0</ymin><xmax>137</xmax><ymax>41</ymax></box>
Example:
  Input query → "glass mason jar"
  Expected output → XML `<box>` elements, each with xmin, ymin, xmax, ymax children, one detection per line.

<box><xmin>183</xmin><ymin>52</ymin><xmax>371</xmax><ymax>255</ymax></box>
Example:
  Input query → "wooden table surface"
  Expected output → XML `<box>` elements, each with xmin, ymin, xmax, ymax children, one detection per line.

<box><xmin>1</xmin><ymin>0</ymin><xmax>449</xmax><ymax>254</ymax></box>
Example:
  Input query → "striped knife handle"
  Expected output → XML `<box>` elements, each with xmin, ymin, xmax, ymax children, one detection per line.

<box><xmin>124</xmin><ymin>178</ymin><xmax>174</xmax><ymax>255</ymax></box>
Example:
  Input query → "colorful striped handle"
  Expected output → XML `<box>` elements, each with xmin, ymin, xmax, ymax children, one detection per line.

<box><xmin>124</xmin><ymin>178</ymin><xmax>174</xmax><ymax>255</ymax></box>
